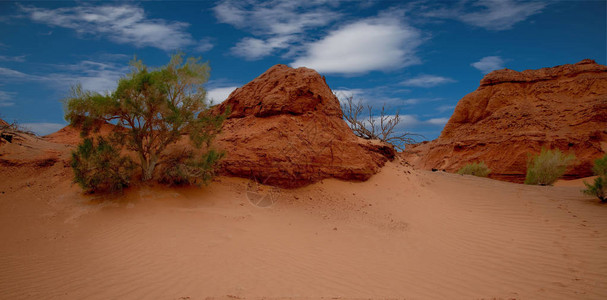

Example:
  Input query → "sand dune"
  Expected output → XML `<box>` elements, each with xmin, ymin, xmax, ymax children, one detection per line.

<box><xmin>1</xmin><ymin>159</ymin><xmax>605</xmax><ymax>299</ymax></box>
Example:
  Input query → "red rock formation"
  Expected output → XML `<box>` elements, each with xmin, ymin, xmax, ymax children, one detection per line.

<box><xmin>403</xmin><ymin>59</ymin><xmax>607</xmax><ymax>182</ymax></box>
<box><xmin>214</xmin><ymin>64</ymin><xmax>394</xmax><ymax>188</ymax></box>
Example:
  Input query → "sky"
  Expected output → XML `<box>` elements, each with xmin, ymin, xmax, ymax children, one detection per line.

<box><xmin>0</xmin><ymin>0</ymin><xmax>605</xmax><ymax>139</ymax></box>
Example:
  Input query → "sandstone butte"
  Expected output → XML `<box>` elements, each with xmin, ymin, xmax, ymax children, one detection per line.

<box><xmin>403</xmin><ymin>59</ymin><xmax>607</xmax><ymax>182</ymax></box>
<box><xmin>212</xmin><ymin>64</ymin><xmax>395</xmax><ymax>188</ymax></box>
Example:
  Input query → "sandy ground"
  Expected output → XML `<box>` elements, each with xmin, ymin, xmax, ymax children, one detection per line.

<box><xmin>1</xmin><ymin>151</ymin><xmax>606</xmax><ymax>300</ymax></box>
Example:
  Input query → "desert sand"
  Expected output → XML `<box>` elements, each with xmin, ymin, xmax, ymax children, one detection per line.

<box><xmin>1</xmin><ymin>151</ymin><xmax>606</xmax><ymax>299</ymax></box>
<box><xmin>1</xmin><ymin>61</ymin><xmax>605</xmax><ymax>299</ymax></box>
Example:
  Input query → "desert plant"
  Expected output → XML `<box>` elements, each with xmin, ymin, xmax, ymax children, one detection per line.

<box><xmin>0</xmin><ymin>118</ymin><xmax>36</xmax><ymax>144</ymax></box>
<box><xmin>65</xmin><ymin>53</ymin><xmax>227</xmax><ymax>192</ymax></box>
<box><xmin>524</xmin><ymin>148</ymin><xmax>576</xmax><ymax>186</ymax></box>
<box><xmin>340</xmin><ymin>95</ymin><xmax>420</xmax><ymax>151</ymax></box>
<box><xmin>71</xmin><ymin>137</ymin><xmax>134</xmax><ymax>193</ymax></box>
<box><xmin>590</xmin><ymin>153</ymin><xmax>607</xmax><ymax>176</ymax></box>
<box><xmin>457</xmin><ymin>162</ymin><xmax>491</xmax><ymax>177</ymax></box>
<box><xmin>159</xmin><ymin>149</ymin><xmax>224</xmax><ymax>186</ymax></box>
<box><xmin>582</xmin><ymin>154</ymin><xmax>607</xmax><ymax>202</ymax></box>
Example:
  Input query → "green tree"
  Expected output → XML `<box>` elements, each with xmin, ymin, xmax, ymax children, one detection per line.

<box><xmin>65</xmin><ymin>53</ymin><xmax>227</xmax><ymax>191</ymax></box>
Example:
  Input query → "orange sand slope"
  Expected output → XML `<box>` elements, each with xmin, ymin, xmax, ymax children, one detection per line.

<box><xmin>0</xmin><ymin>160</ymin><xmax>605</xmax><ymax>299</ymax></box>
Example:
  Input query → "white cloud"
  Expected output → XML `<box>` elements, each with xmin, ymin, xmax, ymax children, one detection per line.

<box><xmin>459</xmin><ymin>0</ymin><xmax>546</xmax><ymax>31</ymax></box>
<box><xmin>423</xmin><ymin>0</ymin><xmax>546</xmax><ymax>31</ymax></box>
<box><xmin>471</xmin><ymin>56</ymin><xmax>505</xmax><ymax>74</ymax></box>
<box><xmin>21</xmin><ymin>122</ymin><xmax>66</xmax><ymax>136</ymax></box>
<box><xmin>43</xmin><ymin>61</ymin><xmax>127</xmax><ymax>93</ymax></box>
<box><xmin>214</xmin><ymin>0</ymin><xmax>341</xmax><ymax>60</ymax></box>
<box><xmin>0</xmin><ymin>55</ymin><xmax>26</xmax><ymax>62</ymax></box>
<box><xmin>332</xmin><ymin>89</ymin><xmax>364</xmax><ymax>104</ymax></box>
<box><xmin>0</xmin><ymin>61</ymin><xmax>126</xmax><ymax>94</ymax></box>
<box><xmin>402</xmin><ymin>99</ymin><xmax>420</xmax><ymax>105</ymax></box>
<box><xmin>195</xmin><ymin>38</ymin><xmax>214</xmax><ymax>53</ymax></box>
<box><xmin>396</xmin><ymin>115</ymin><xmax>450</xmax><ymax>128</ymax></box>
<box><xmin>0</xmin><ymin>90</ymin><xmax>16</xmax><ymax>107</ymax></box>
<box><xmin>358</xmin><ymin>114</ymin><xmax>446</xmax><ymax>133</ymax></box>
<box><xmin>398</xmin><ymin>115</ymin><xmax>421</xmax><ymax>129</ymax></box>
<box><xmin>291</xmin><ymin>16</ymin><xmax>422</xmax><ymax>75</ymax></box>
<box><xmin>333</xmin><ymin>87</ymin><xmax>436</xmax><ymax>107</ymax></box>
<box><xmin>436</xmin><ymin>104</ymin><xmax>456</xmax><ymax>113</ymax></box>
<box><xmin>231</xmin><ymin>36</ymin><xmax>294</xmax><ymax>60</ymax></box>
<box><xmin>0</xmin><ymin>67</ymin><xmax>28</xmax><ymax>78</ymax></box>
<box><xmin>206</xmin><ymin>86</ymin><xmax>239</xmax><ymax>104</ymax></box>
<box><xmin>426</xmin><ymin>117</ymin><xmax>449</xmax><ymax>126</ymax></box>
<box><xmin>19</xmin><ymin>4</ymin><xmax>199</xmax><ymax>51</ymax></box>
<box><xmin>214</xmin><ymin>0</ymin><xmax>340</xmax><ymax>36</ymax></box>
<box><xmin>401</xmin><ymin>74</ymin><xmax>455</xmax><ymax>87</ymax></box>
<box><xmin>213</xmin><ymin>1</ymin><xmax>247</xmax><ymax>26</ymax></box>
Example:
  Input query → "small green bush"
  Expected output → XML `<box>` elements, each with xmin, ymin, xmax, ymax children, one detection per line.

<box><xmin>71</xmin><ymin>137</ymin><xmax>134</xmax><ymax>193</ymax></box>
<box><xmin>457</xmin><ymin>162</ymin><xmax>491</xmax><ymax>177</ymax></box>
<box><xmin>159</xmin><ymin>149</ymin><xmax>224</xmax><ymax>186</ymax></box>
<box><xmin>591</xmin><ymin>154</ymin><xmax>607</xmax><ymax>176</ymax></box>
<box><xmin>524</xmin><ymin>148</ymin><xmax>575</xmax><ymax>186</ymax></box>
<box><xmin>582</xmin><ymin>154</ymin><xmax>607</xmax><ymax>202</ymax></box>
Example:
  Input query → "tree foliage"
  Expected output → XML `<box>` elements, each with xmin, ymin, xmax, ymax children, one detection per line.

<box><xmin>340</xmin><ymin>95</ymin><xmax>420</xmax><ymax>151</ymax></box>
<box><xmin>524</xmin><ymin>148</ymin><xmax>576</xmax><ymax>186</ymax></box>
<box><xmin>65</xmin><ymin>53</ymin><xmax>227</xmax><ymax>192</ymax></box>
<box><xmin>582</xmin><ymin>154</ymin><xmax>607</xmax><ymax>202</ymax></box>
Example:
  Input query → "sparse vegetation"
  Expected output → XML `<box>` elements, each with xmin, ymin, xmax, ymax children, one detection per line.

<box><xmin>71</xmin><ymin>137</ymin><xmax>134</xmax><ymax>193</ymax></box>
<box><xmin>65</xmin><ymin>53</ymin><xmax>227</xmax><ymax>192</ymax></box>
<box><xmin>340</xmin><ymin>95</ymin><xmax>420</xmax><ymax>151</ymax></box>
<box><xmin>0</xmin><ymin>119</ymin><xmax>36</xmax><ymax>144</ymax></box>
<box><xmin>159</xmin><ymin>148</ymin><xmax>224</xmax><ymax>186</ymax></box>
<box><xmin>457</xmin><ymin>162</ymin><xmax>491</xmax><ymax>177</ymax></box>
<box><xmin>524</xmin><ymin>148</ymin><xmax>575</xmax><ymax>186</ymax></box>
<box><xmin>582</xmin><ymin>154</ymin><xmax>607</xmax><ymax>202</ymax></box>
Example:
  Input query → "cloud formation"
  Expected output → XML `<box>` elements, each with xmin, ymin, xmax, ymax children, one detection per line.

<box><xmin>401</xmin><ymin>74</ymin><xmax>455</xmax><ymax>87</ymax></box>
<box><xmin>471</xmin><ymin>56</ymin><xmax>505</xmax><ymax>74</ymax></box>
<box><xmin>214</xmin><ymin>0</ymin><xmax>340</xmax><ymax>60</ymax></box>
<box><xmin>0</xmin><ymin>55</ymin><xmax>26</xmax><ymax>62</ymax></box>
<box><xmin>21</xmin><ymin>122</ymin><xmax>65</xmax><ymax>136</ymax></box>
<box><xmin>0</xmin><ymin>90</ymin><xmax>16</xmax><ymax>107</ymax></box>
<box><xmin>19</xmin><ymin>4</ymin><xmax>199</xmax><ymax>51</ymax></box>
<box><xmin>0</xmin><ymin>60</ymin><xmax>127</xmax><ymax>93</ymax></box>
<box><xmin>291</xmin><ymin>16</ymin><xmax>422</xmax><ymax>75</ymax></box>
<box><xmin>206</xmin><ymin>86</ymin><xmax>239</xmax><ymax>104</ymax></box>
<box><xmin>195</xmin><ymin>38</ymin><xmax>214</xmax><ymax>53</ymax></box>
<box><xmin>423</xmin><ymin>0</ymin><xmax>546</xmax><ymax>31</ymax></box>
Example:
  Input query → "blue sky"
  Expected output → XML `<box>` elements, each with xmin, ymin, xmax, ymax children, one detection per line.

<box><xmin>0</xmin><ymin>0</ymin><xmax>605</xmax><ymax>138</ymax></box>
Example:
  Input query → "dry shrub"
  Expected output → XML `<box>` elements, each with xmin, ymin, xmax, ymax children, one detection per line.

<box><xmin>457</xmin><ymin>162</ymin><xmax>491</xmax><ymax>177</ymax></box>
<box><xmin>159</xmin><ymin>149</ymin><xmax>224</xmax><ymax>186</ymax></box>
<box><xmin>71</xmin><ymin>137</ymin><xmax>134</xmax><ymax>193</ymax></box>
<box><xmin>524</xmin><ymin>148</ymin><xmax>575</xmax><ymax>186</ymax></box>
<box><xmin>582</xmin><ymin>154</ymin><xmax>607</xmax><ymax>202</ymax></box>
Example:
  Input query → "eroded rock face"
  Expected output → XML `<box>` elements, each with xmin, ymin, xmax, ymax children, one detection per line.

<box><xmin>214</xmin><ymin>64</ymin><xmax>394</xmax><ymax>188</ymax></box>
<box><xmin>403</xmin><ymin>59</ymin><xmax>607</xmax><ymax>182</ymax></box>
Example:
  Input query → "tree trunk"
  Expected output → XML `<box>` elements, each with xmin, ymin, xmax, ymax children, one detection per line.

<box><xmin>140</xmin><ymin>155</ymin><xmax>157</xmax><ymax>181</ymax></box>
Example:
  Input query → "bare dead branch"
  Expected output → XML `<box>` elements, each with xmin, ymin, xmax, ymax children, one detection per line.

<box><xmin>340</xmin><ymin>95</ymin><xmax>422</xmax><ymax>151</ymax></box>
